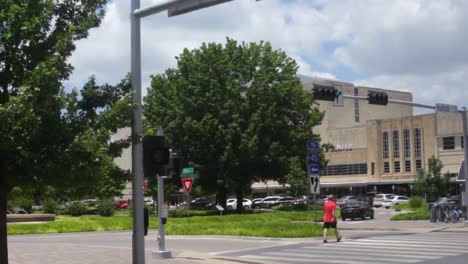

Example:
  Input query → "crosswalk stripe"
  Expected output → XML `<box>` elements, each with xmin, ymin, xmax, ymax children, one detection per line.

<box><xmin>356</xmin><ymin>238</ymin><xmax>468</xmax><ymax>246</ymax></box>
<box><xmin>337</xmin><ymin>241</ymin><xmax>468</xmax><ymax>250</ymax></box>
<box><xmin>265</xmin><ymin>251</ymin><xmax>432</xmax><ymax>263</ymax></box>
<box><xmin>280</xmin><ymin>249</ymin><xmax>440</xmax><ymax>260</ymax></box>
<box><xmin>303</xmin><ymin>244</ymin><xmax>466</xmax><ymax>254</ymax></box>
<box><xmin>241</xmin><ymin>253</ymin><xmax>420</xmax><ymax>264</ymax></box>
<box><xmin>288</xmin><ymin>247</ymin><xmax>453</xmax><ymax>257</ymax></box>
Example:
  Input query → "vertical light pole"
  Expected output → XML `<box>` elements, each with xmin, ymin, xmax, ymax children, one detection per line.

<box><xmin>130</xmin><ymin>1</ymin><xmax>260</xmax><ymax>263</ymax></box>
<box><xmin>461</xmin><ymin>107</ymin><xmax>468</xmax><ymax>223</ymax></box>
<box><xmin>130</xmin><ymin>1</ymin><xmax>144</xmax><ymax>264</ymax></box>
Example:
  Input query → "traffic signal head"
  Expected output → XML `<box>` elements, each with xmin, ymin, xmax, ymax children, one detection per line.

<box><xmin>368</xmin><ymin>90</ymin><xmax>388</xmax><ymax>106</ymax></box>
<box><xmin>143</xmin><ymin>136</ymin><xmax>170</xmax><ymax>177</ymax></box>
<box><xmin>312</xmin><ymin>84</ymin><xmax>341</xmax><ymax>101</ymax></box>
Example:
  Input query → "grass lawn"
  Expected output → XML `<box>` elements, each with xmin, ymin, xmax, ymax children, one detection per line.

<box><xmin>391</xmin><ymin>203</ymin><xmax>430</xmax><ymax>220</ymax></box>
<box><xmin>8</xmin><ymin>210</ymin><xmax>329</xmax><ymax>238</ymax></box>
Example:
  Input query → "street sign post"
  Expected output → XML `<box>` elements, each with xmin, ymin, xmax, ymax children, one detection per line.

<box><xmin>181</xmin><ymin>173</ymin><xmax>199</xmax><ymax>179</ymax></box>
<box><xmin>307</xmin><ymin>140</ymin><xmax>320</xmax><ymax>223</ymax></box>
<box><xmin>181</xmin><ymin>178</ymin><xmax>194</xmax><ymax>194</ymax></box>
<box><xmin>182</xmin><ymin>167</ymin><xmax>194</xmax><ymax>174</ymax></box>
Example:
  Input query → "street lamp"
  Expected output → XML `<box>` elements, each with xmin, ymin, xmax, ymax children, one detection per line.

<box><xmin>130</xmin><ymin>1</ymin><xmax>260</xmax><ymax>263</ymax></box>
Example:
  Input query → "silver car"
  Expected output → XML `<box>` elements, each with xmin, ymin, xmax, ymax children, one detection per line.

<box><xmin>373</xmin><ymin>194</ymin><xmax>395</xmax><ymax>208</ymax></box>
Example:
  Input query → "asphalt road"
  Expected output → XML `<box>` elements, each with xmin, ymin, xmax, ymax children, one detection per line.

<box><xmin>7</xmin><ymin>207</ymin><xmax>468</xmax><ymax>264</ymax></box>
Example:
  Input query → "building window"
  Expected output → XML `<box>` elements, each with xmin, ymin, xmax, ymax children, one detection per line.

<box><xmin>384</xmin><ymin>162</ymin><xmax>390</xmax><ymax>173</ymax></box>
<box><xmin>462</xmin><ymin>136</ymin><xmax>464</xmax><ymax>149</ymax></box>
<box><xmin>383</xmin><ymin>131</ymin><xmax>389</xmax><ymax>159</ymax></box>
<box><xmin>414</xmin><ymin>128</ymin><xmax>422</xmax><ymax>157</ymax></box>
<box><xmin>416</xmin><ymin>159</ymin><xmax>422</xmax><ymax>170</ymax></box>
<box><xmin>405</xmin><ymin>160</ymin><xmax>411</xmax><ymax>172</ymax></box>
<box><xmin>354</xmin><ymin>87</ymin><xmax>360</xmax><ymax>123</ymax></box>
<box><xmin>320</xmin><ymin>162</ymin><xmax>367</xmax><ymax>176</ymax></box>
<box><xmin>394</xmin><ymin>161</ymin><xmax>400</xmax><ymax>173</ymax></box>
<box><xmin>443</xmin><ymin>137</ymin><xmax>455</xmax><ymax>150</ymax></box>
<box><xmin>393</xmin><ymin>130</ymin><xmax>400</xmax><ymax>158</ymax></box>
<box><xmin>371</xmin><ymin>162</ymin><xmax>375</xmax><ymax>175</ymax></box>
<box><xmin>403</xmin><ymin>129</ymin><xmax>410</xmax><ymax>158</ymax></box>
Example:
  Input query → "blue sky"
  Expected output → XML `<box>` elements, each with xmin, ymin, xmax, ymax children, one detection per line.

<box><xmin>66</xmin><ymin>0</ymin><xmax>468</xmax><ymax>110</ymax></box>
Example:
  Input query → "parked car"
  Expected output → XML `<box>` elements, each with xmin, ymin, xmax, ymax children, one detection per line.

<box><xmin>189</xmin><ymin>198</ymin><xmax>215</xmax><ymax>210</ymax></box>
<box><xmin>170</xmin><ymin>202</ymin><xmax>188</xmax><ymax>209</ymax></box>
<box><xmin>341</xmin><ymin>200</ymin><xmax>375</xmax><ymax>221</ymax></box>
<box><xmin>114</xmin><ymin>199</ymin><xmax>129</xmax><ymax>209</ymax></box>
<box><xmin>293</xmin><ymin>196</ymin><xmax>314</xmax><ymax>205</ymax></box>
<box><xmin>226</xmin><ymin>198</ymin><xmax>253</xmax><ymax>210</ymax></box>
<box><xmin>430</xmin><ymin>197</ymin><xmax>461</xmax><ymax>209</ymax></box>
<box><xmin>382</xmin><ymin>195</ymin><xmax>410</xmax><ymax>208</ymax></box>
<box><xmin>356</xmin><ymin>193</ymin><xmax>376</xmax><ymax>206</ymax></box>
<box><xmin>277</xmin><ymin>196</ymin><xmax>295</xmax><ymax>206</ymax></box>
<box><xmin>337</xmin><ymin>196</ymin><xmax>357</xmax><ymax>207</ymax></box>
<box><xmin>316</xmin><ymin>195</ymin><xmax>328</xmax><ymax>206</ymax></box>
<box><xmin>82</xmin><ymin>199</ymin><xmax>97</xmax><ymax>206</ymax></box>
<box><xmin>144</xmin><ymin>198</ymin><xmax>154</xmax><ymax>206</ymax></box>
<box><xmin>373</xmin><ymin>194</ymin><xmax>395</xmax><ymax>208</ymax></box>
<box><xmin>255</xmin><ymin>196</ymin><xmax>281</xmax><ymax>209</ymax></box>
<box><xmin>251</xmin><ymin>198</ymin><xmax>264</xmax><ymax>209</ymax></box>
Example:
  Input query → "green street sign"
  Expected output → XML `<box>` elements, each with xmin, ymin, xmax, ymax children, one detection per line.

<box><xmin>181</xmin><ymin>173</ymin><xmax>199</xmax><ymax>179</ymax></box>
<box><xmin>182</xmin><ymin>167</ymin><xmax>194</xmax><ymax>174</ymax></box>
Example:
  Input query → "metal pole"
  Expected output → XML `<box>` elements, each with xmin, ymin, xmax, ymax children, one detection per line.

<box><xmin>156</xmin><ymin>176</ymin><xmax>168</xmax><ymax>254</ymax></box>
<box><xmin>130</xmin><ymin>0</ymin><xmax>145</xmax><ymax>263</ymax></box>
<box><xmin>153</xmin><ymin>175</ymin><xmax>171</xmax><ymax>258</ymax></box>
<box><xmin>342</xmin><ymin>95</ymin><xmax>436</xmax><ymax>110</ymax></box>
<box><xmin>461</xmin><ymin>108</ymin><xmax>468</xmax><ymax>223</ymax></box>
<box><xmin>313</xmin><ymin>193</ymin><xmax>317</xmax><ymax>223</ymax></box>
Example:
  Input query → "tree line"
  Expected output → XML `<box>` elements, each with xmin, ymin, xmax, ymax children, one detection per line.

<box><xmin>0</xmin><ymin>1</ymin><xmax>323</xmax><ymax>263</ymax></box>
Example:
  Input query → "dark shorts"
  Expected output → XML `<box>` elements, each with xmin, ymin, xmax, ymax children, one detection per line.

<box><xmin>323</xmin><ymin>222</ymin><xmax>337</xmax><ymax>229</ymax></box>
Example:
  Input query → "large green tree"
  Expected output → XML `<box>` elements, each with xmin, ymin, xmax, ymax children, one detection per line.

<box><xmin>144</xmin><ymin>38</ymin><xmax>323</xmax><ymax>211</ymax></box>
<box><xmin>0</xmin><ymin>1</ymin><xmax>134</xmax><ymax>263</ymax></box>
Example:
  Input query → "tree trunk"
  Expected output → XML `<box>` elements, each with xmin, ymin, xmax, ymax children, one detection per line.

<box><xmin>217</xmin><ymin>186</ymin><xmax>227</xmax><ymax>210</ymax></box>
<box><xmin>236</xmin><ymin>188</ymin><xmax>244</xmax><ymax>214</ymax></box>
<box><xmin>0</xmin><ymin>189</ymin><xmax>9</xmax><ymax>264</ymax></box>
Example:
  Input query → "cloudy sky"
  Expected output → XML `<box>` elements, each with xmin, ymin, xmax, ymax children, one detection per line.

<box><xmin>65</xmin><ymin>0</ymin><xmax>468</xmax><ymax>111</ymax></box>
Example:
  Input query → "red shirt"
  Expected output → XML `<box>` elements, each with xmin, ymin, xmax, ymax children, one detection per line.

<box><xmin>323</xmin><ymin>200</ymin><xmax>337</xmax><ymax>223</ymax></box>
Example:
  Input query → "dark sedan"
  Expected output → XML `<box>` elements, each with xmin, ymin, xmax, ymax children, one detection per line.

<box><xmin>189</xmin><ymin>198</ymin><xmax>215</xmax><ymax>210</ymax></box>
<box><xmin>341</xmin><ymin>201</ymin><xmax>374</xmax><ymax>221</ymax></box>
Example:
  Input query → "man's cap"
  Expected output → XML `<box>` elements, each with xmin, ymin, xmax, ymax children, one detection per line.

<box><xmin>328</xmin><ymin>194</ymin><xmax>335</xmax><ymax>200</ymax></box>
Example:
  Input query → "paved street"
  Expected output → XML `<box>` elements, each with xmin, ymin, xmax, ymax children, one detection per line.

<box><xmin>215</xmin><ymin>230</ymin><xmax>468</xmax><ymax>264</ymax></box>
<box><xmin>7</xmin><ymin>208</ymin><xmax>468</xmax><ymax>263</ymax></box>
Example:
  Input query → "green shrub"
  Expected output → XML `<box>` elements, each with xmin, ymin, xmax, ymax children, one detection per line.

<box><xmin>15</xmin><ymin>198</ymin><xmax>33</xmax><ymax>213</ymax></box>
<box><xmin>97</xmin><ymin>199</ymin><xmax>115</xmax><ymax>217</ymax></box>
<box><xmin>65</xmin><ymin>202</ymin><xmax>88</xmax><ymax>216</ymax></box>
<box><xmin>391</xmin><ymin>207</ymin><xmax>430</xmax><ymax>220</ymax></box>
<box><xmin>273</xmin><ymin>204</ymin><xmax>309</xmax><ymax>211</ymax></box>
<box><xmin>42</xmin><ymin>199</ymin><xmax>59</xmax><ymax>214</ymax></box>
<box><xmin>409</xmin><ymin>196</ymin><xmax>424</xmax><ymax>209</ymax></box>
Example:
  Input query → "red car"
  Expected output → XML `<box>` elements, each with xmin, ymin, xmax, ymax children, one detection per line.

<box><xmin>114</xmin><ymin>200</ymin><xmax>129</xmax><ymax>209</ymax></box>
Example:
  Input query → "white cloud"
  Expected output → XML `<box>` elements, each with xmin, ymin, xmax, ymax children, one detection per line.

<box><xmin>65</xmin><ymin>0</ymin><xmax>468</xmax><ymax>108</ymax></box>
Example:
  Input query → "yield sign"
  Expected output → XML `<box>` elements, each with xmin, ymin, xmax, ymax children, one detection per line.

<box><xmin>181</xmin><ymin>178</ymin><xmax>194</xmax><ymax>194</ymax></box>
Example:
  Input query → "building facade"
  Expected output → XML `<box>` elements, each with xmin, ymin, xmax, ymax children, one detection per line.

<box><xmin>304</xmin><ymin>78</ymin><xmax>466</xmax><ymax>196</ymax></box>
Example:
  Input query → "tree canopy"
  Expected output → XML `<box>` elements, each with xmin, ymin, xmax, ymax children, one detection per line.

<box><xmin>0</xmin><ymin>1</ymin><xmax>133</xmax><ymax>263</ymax></box>
<box><xmin>144</xmin><ymin>38</ymin><xmax>323</xmax><ymax>209</ymax></box>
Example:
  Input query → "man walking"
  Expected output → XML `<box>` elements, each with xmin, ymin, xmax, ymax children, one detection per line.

<box><xmin>323</xmin><ymin>194</ymin><xmax>342</xmax><ymax>243</ymax></box>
